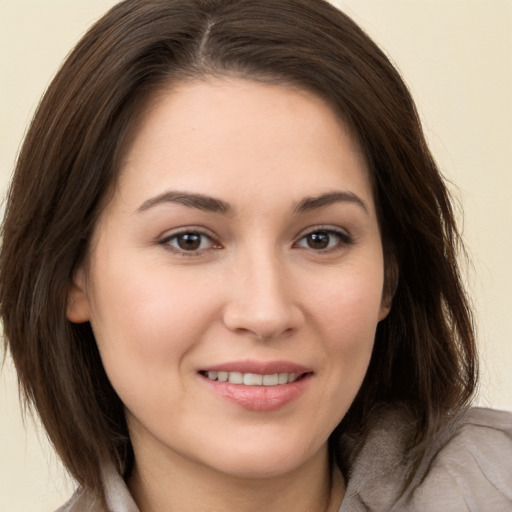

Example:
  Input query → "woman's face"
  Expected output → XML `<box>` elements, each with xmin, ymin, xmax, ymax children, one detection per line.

<box><xmin>68</xmin><ymin>78</ymin><xmax>389</xmax><ymax>480</ymax></box>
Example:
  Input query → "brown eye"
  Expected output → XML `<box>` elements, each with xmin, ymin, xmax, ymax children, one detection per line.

<box><xmin>164</xmin><ymin>231</ymin><xmax>215</xmax><ymax>252</ymax></box>
<box><xmin>295</xmin><ymin>229</ymin><xmax>351</xmax><ymax>251</ymax></box>
<box><xmin>306</xmin><ymin>232</ymin><xmax>331</xmax><ymax>249</ymax></box>
<box><xmin>176</xmin><ymin>233</ymin><xmax>202</xmax><ymax>250</ymax></box>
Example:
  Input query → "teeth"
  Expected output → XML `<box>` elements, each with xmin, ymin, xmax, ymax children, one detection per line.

<box><xmin>228</xmin><ymin>372</ymin><xmax>243</xmax><ymax>384</ymax></box>
<box><xmin>244</xmin><ymin>373</ymin><xmax>263</xmax><ymax>385</ymax></box>
<box><xmin>262</xmin><ymin>374</ymin><xmax>278</xmax><ymax>386</ymax></box>
<box><xmin>204</xmin><ymin>371</ymin><xmax>301</xmax><ymax>386</ymax></box>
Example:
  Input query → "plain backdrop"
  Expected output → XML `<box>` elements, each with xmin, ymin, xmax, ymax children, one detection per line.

<box><xmin>1</xmin><ymin>1</ymin><xmax>511</xmax><ymax>511</ymax></box>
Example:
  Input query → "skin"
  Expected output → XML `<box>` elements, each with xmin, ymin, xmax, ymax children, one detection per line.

<box><xmin>67</xmin><ymin>78</ymin><xmax>390</xmax><ymax>512</ymax></box>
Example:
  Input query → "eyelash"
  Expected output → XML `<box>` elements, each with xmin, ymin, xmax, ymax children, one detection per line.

<box><xmin>160</xmin><ymin>229</ymin><xmax>220</xmax><ymax>255</ymax></box>
<box><xmin>159</xmin><ymin>226</ymin><xmax>353</xmax><ymax>256</ymax></box>
<box><xmin>294</xmin><ymin>226</ymin><xmax>353</xmax><ymax>252</ymax></box>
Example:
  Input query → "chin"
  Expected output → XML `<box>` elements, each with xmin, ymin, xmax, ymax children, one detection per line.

<box><xmin>199</xmin><ymin>433</ymin><xmax>328</xmax><ymax>480</ymax></box>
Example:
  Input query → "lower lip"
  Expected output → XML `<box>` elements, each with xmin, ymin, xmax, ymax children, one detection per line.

<box><xmin>200</xmin><ymin>374</ymin><xmax>312</xmax><ymax>411</ymax></box>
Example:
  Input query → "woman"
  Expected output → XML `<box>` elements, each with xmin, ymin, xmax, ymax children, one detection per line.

<box><xmin>1</xmin><ymin>0</ymin><xmax>511</xmax><ymax>511</ymax></box>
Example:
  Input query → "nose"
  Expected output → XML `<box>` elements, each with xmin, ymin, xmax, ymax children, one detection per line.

<box><xmin>222</xmin><ymin>249</ymin><xmax>304</xmax><ymax>341</ymax></box>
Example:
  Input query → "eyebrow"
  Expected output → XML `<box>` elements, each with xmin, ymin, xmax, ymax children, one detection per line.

<box><xmin>294</xmin><ymin>191</ymin><xmax>369</xmax><ymax>214</ymax></box>
<box><xmin>137</xmin><ymin>191</ymin><xmax>233</xmax><ymax>214</ymax></box>
<box><xmin>136</xmin><ymin>189</ymin><xmax>368</xmax><ymax>216</ymax></box>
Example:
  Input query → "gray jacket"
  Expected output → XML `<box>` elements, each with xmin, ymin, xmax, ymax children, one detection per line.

<box><xmin>57</xmin><ymin>407</ymin><xmax>512</xmax><ymax>512</ymax></box>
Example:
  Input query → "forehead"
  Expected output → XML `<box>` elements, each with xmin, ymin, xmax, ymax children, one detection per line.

<box><xmin>114</xmin><ymin>77</ymin><xmax>374</xmax><ymax>214</ymax></box>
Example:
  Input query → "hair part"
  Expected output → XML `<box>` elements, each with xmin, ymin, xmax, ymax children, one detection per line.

<box><xmin>0</xmin><ymin>0</ymin><xmax>477</xmax><ymax>502</ymax></box>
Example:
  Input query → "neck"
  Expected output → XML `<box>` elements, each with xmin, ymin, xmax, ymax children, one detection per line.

<box><xmin>128</xmin><ymin>444</ymin><xmax>344</xmax><ymax>512</ymax></box>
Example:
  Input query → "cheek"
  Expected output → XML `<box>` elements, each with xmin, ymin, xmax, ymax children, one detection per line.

<box><xmin>87</xmin><ymin>259</ymin><xmax>219</xmax><ymax>391</ymax></box>
<box><xmin>309</xmin><ymin>263</ymin><xmax>385</xmax><ymax>336</ymax></box>
<box><xmin>305</xmin><ymin>261</ymin><xmax>384</xmax><ymax>381</ymax></box>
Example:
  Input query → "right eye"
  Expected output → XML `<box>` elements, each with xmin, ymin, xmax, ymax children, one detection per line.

<box><xmin>161</xmin><ymin>230</ymin><xmax>217</xmax><ymax>254</ymax></box>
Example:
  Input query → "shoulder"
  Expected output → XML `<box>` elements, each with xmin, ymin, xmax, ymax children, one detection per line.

<box><xmin>55</xmin><ymin>488</ymin><xmax>103</xmax><ymax>512</ymax></box>
<box><xmin>340</xmin><ymin>406</ymin><xmax>512</xmax><ymax>512</ymax></box>
<box><xmin>55</xmin><ymin>462</ymin><xmax>139</xmax><ymax>512</ymax></box>
<box><xmin>404</xmin><ymin>407</ymin><xmax>512</xmax><ymax>511</ymax></box>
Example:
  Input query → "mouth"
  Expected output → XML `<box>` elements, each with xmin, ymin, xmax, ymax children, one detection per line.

<box><xmin>199</xmin><ymin>370</ymin><xmax>307</xmax><ymax>386</ymax></box>
<box><xmin>198</xmin><ymin>361</ymin><xmax>313</xmax><ymax>410</ymax></box>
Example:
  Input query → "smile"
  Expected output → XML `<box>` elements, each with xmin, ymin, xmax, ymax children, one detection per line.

<box><xmin>198</xmin><ymin>361</ymin><xmax>312</xmax><ymax>410</ymax></box>
<box><xmin>201</xmin><ymin>371</ymin><xmax>301</xmax><ymax>386</ymax></box>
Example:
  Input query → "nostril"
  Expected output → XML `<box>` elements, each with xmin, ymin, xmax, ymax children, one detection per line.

<box><xmin>223</xmin><ymin>304</ymin><xmax>303</xmax><ymax>342</ymax></box>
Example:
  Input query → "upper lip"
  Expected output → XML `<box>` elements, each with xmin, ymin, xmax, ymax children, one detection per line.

<box><xmin>200</xmin><ymin>360</ymin><xmax>311</xmax><ymax>375</ymax></box>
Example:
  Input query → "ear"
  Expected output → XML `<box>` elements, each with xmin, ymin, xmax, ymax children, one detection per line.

<box><xmin>378</xmin><ymin>293</ymin><xmax>392</xmax><ymax>321</ymax></box>
<box><xmin>379</xmin><ymin>254</ymin><xmax>399</xmax><ymax>321</ymax></box>
<box><xmin>66</xmin><ymin>267</ymin><xmax>91</xmax><ymax>323</ymax></box>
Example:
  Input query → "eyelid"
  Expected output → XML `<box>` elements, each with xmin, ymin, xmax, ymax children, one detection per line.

<box><xmin>156</xmin><ymin>224</ymin><xmax>352</xmax><ymax>256</ymax></box>
<box><xmin>158</xmin><ymin>226</ymin><xmax>222</xmax><ymax>254</ymax></box>
<box><xmin>294</xmin><ymin>224</ymin><xmax>351</xmax><ymax>239</ymax></box>
<box><xmin>293</xmin><ymin>225</ymin><xmax>353</xmax><ymax>251</ymax></box>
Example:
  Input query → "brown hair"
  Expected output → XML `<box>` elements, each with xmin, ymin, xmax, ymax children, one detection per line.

<box><xmin>0</xmin><ymin>0</ymin><xmax>477</xmax><ymax>501</ymax></box>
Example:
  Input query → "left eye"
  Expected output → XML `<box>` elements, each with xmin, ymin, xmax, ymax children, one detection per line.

<box><xmin>164</xmin><ymin>232</ymin><xmax>215</xmax><ymax>252</ymax></box>
<box><xmin>295</xmin><ymin>230</ymin><xmax>348</xmax><ymax>250</ymax></box>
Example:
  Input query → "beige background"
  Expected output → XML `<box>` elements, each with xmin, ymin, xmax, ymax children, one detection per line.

<box><xmin>1</xmin><ymin>1</ymin><xmax>511</xmax><ymax>510</ymax></box>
